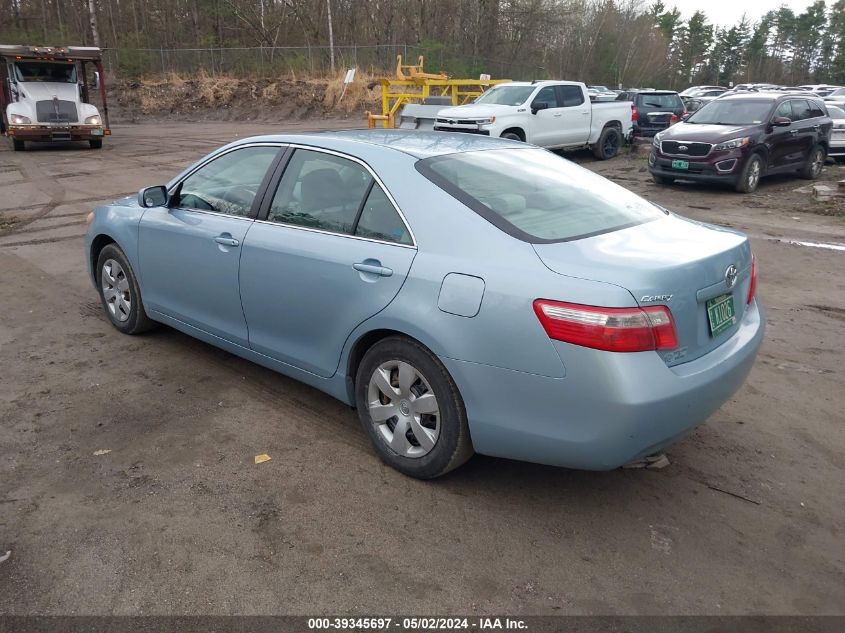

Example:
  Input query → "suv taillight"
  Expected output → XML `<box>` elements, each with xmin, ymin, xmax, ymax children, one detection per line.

<box><xmin>533</xmin><ymin>300</ymin><xmax>678</xmax><ymax>353</ymax></box>
<box><xmin>670</xmin><ymin>113</ymin><xmax>678</xmax><ymax>124</ymax></box>
<box><xmin>747</xmin><ymin>254</ymin><xmax>757</xmax><ymax>305</ymax></box>
<box><xmin>632</xmin><ymin>105</ymin><xmax>638</xmax><ymax>122</ymax></box>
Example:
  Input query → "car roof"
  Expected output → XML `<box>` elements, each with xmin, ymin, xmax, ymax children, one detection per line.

<box><xmin>226</xmin><ymin>129</ymin><xmax>529</xmax><ymax>159</ymax></box>
<box><xmin>720</xmin><ymin>91</ymin><xmax>823</xmax><ymax>102</ymax></box>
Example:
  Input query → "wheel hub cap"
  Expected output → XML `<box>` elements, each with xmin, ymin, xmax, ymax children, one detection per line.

<box><xmin>367</xmin><ymin>360</ymin><xmax>440</xmax><ymax>459</ymax></box>
<box><xmin>101</xmin><ymin>259</ymin><xmax>131</xmax><ymax>323</ymax></box>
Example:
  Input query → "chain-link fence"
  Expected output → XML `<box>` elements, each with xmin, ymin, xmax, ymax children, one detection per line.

<box><xmin>102</xmin><ymin>45</ymin><xmax>427</xmax><ymax>78</ymax></box>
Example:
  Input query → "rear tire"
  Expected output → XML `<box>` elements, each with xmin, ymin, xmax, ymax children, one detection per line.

<box><xmin>12</xmin><ymin>138</ymin><xmax>24</xmax><ymax>151</ymax></box>
<box><xmin>800</xmin><ymin>144</ymin><xmax>825</xmax><ymax>180</ymax></box>
<box><xmin>355</xmin><ymin>336</ymin><xmax>473</xmax><ymax>479</ymax></box>
<box><xmin>735</xmin><ymin>153</ymin><xmax>763</xmax><ymax>193</ymax></box>
<box><xmin>651</xmin><ymin>174</ymin><xmax>674</xmax><ymax>185</ymax></box>
<box><xmin>592</xmin><ymin>126</ymin><xmax>621</xmax><ymax>160</ymax></box>
<box><xmin>89</xmin><ymin>139</ymin><xmax>103</xmax><ymax>149</ymax></box>
<box><xmin>96</xmin><ymin>243</ymin><xmax>156</xmax><ymax>335</ymax></box>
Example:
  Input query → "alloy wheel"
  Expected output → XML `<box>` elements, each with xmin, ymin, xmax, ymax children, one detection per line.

<box><xmin>367</xmin><ymin>360</ymin><xmax>440</xmax><ymax>458</ymax></box>
<box><xmin>811</xmin><ymin>150</ymin><xmax>824</xmax><ymax>177</ymax></box>
<box><xmin>747</xmin><ymin>159</ymin><xmax>761</xmax><ymax>189</ymax></box>
<box><xmin>101</xmin><ymin>259</ymin><xmax>131</xmax><ymax>322</ymax></box>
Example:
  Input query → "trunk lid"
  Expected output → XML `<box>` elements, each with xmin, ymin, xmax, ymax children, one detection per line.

<box><xmin>533</xmin><ymin>215</ymin><xmax>752</xmax><ymax>366</ymax></box>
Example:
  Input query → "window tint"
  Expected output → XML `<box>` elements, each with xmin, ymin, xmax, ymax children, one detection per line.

<box><xmin>417</xmin><ymin>148</ymin><xmax>665</xmax><ymax>243</ymax></box>
<box><xmin>268</xmin><ymin>149</ymin><xmax>373</xmax><ymax>233</ymax></box>
<box><xmin>176</xmin><ymin>146</ymin><xmax>279</xmax><ymax>217</ymax></box>
<box><xmin>638</xmin><ymin>93</ymin><xmax>682</xmax><ymax>109</ymax></box>
<box><xmin>807</xmin><ymin>101</ymin><xmax>825</xmax><ymax>118</ymax></box>
<box><xmin>532</xmin><ymin>86</ymin><xmax>559</xmax><ymax>108</ymax></box>
<box><xmin>775</xmin><ymin>101</ymin><xmax>794</xmax><ymax>119</ymax></box>
<box><xmin>558</xmin><ymin>85</ymin><xmax>585</xmax><ymax>107</ymax></box>
<box><xmin>792</xmin><ymin>100</ymin><xmax>813</xmax><ymax>121</ymax></box>
<box><xmin>355</xmin><ymin>185</ymin><xmax>412</xmax><ymax>245</ymax></box>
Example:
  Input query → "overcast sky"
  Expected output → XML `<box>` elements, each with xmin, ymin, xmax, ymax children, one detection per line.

<box><xmin>669</xmin><ymin>0</ymin><xmax>822</xmax><ymax>28</ymax></box>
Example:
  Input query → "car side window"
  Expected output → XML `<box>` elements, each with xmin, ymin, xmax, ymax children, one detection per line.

<box><xmin>807</xmin><ymin>101</ymin><xmax>825</xmax><ymax>118</ymax></box>
<box><xmin>792</xmin><ymin>100</ymin><xmax>813</xmax><ymax>121</ymax></box>
<box><xmin>268</xmin><ymin>149</ymin><xmax>373</xmax><ymax>234</ymax></box>
<box><xmin>532</xmin><ymin>86</ymin><xmax>559</xmax><ymax>109</ymax></box>
<box><xmin>175</xmin><ymin>146</ymin><xmax>279</xmax><ymax>217</ymax></box>
<box><xmin>775</xmin><ymin>101</ymin><xmax>794</xmax><ymax>120</ymax></box>
<box><xmin>354</xmin><ymin>185</ymin><xmax>412</xmax><ymax>245</ymax></box>
<box><xmin>557</xmin><ymin>85</ymin><xmax>585</xmax><ymax>107</ymax></box>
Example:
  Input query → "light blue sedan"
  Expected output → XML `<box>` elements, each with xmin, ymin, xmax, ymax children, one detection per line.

<box><xmin>84</xmin><ymin>130</ymin><xmax>764</xmax><ymax>478</ymax></box>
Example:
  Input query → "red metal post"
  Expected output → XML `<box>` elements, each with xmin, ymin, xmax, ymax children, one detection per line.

<box><xmin>95</xmin><ymin>59</ymin><xmax>110</xmax><ymax>132</ymax></box>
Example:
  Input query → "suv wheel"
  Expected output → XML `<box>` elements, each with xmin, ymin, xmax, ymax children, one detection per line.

<box><xmin>800</xmin><ymin>145</ymin><xmax>825</xmax><ymax>180</ymax></box>
<box><xmin>735</xmin><ymin>153</ymin><xmax>763</xmax><ymax>193</ymax></box>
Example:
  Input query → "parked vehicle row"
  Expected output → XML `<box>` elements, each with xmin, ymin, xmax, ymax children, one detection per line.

<box><xmin>615</xmin><ymin>90</ymin><xmax>686</xmax><ymax>137</ymax></box>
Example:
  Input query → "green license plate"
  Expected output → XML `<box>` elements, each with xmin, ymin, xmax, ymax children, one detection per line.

<box><xmin>91</xmin><ymin>129</ymin><xmax>104</xmax><ymax>136</ymax></box>
<box><xmin>671</xmin><ymin>159</ymin><xmax>689</xmax><ymax>170</ymax></box>
<box><xmin>706</xmin><ymin>294</ymin><xmax>736</xmax><ymax>336</ymax></box>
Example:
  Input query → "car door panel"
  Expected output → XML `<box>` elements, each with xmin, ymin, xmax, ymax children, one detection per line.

<box><xmin>528</xmin><ymin>86</ymin><xmax>560</xmax><ymax>146</ymax></box>
<box><xmin>239</xmin><ymin>226</ymin><xmax>415</xmax><ymax>377</ymax></box>
<box><xmin>555</xmin><ymin>85</ymin><xmax>591</xmax><ymax>146</ymax></box>
<box><xmin>139</xmin><ymin>210</ymin><xmax>253</xmax><ymax>346</ymax></box>
<box><xmin>137</xmin><ymin>144</ymin><xmax>282</xmax><ymax>348</ymax></box>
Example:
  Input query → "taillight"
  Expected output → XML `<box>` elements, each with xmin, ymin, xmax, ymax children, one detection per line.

<box><xmin>533</xmin><ymin>300</ymin><xmax>678</xmax><ymax>353</ymax></box>
<box><xmin>670</xmin><ymin>113</ymin><xmax>678</xmax><ymax>124</ymax></box>
<box><xmin>747</xmin><ymin>254</ymin><xmax>757</xmax><ymax>304</ymax></box>
<box><xmin>682</xmin><ymin>108</ymin><xmax>688</xmax><ymax>117</ymax></box>
<box><xmin>631</xmin><ymin>105</ymin><xmax>638</xmax><ymax>122</ymax></box>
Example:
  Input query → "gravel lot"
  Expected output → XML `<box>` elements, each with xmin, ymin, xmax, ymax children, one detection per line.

<box><xmin>1</xmin><ymin>122</ymin><xmax>843</xmax><ymax>615</ymax></box>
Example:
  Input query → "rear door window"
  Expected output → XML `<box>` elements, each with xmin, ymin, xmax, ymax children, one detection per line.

<box><xmin>807</xmin><ymin>101</ymin><xmax>825</xmax><ymax>118</ymax></box>
<box><xmin>557</xmin><ymin>85</ymin><xmax>585</xmax><ymax>107</ymax></box>
<box><xmin>792</xmin><ymin>100</ymin><xmax>814</xmax><ymax>121</ymax></box>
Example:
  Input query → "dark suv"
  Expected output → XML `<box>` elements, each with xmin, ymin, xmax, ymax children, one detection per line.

<box><xmin>649</xmin><ymin>92</ymin><xmax>832</xmax><ymax>193</ymax></box>
<box><xmin>616</xmin><ymin>90</ymin><xmax>686</xmax><ymax>136</ymax></box>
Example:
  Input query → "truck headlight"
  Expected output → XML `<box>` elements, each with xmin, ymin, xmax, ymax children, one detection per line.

<box><xmin>475</xmin><ymin>117</ymin><xmax>496</xmax><ymax>126</ymax></box>
<box><xmin>10</xmin><ymin>114</ymin><xmax>31</xmax><ymax>125</ymax></box>
<box><xmin>84</xmin><ymin>115</ymin><xmax>102</xmax><ymax>126</ymax></box>
<box><xmin>713</xmin><ymin>137</ymin><xmax>749</xmax><ymax>151</ymax></box>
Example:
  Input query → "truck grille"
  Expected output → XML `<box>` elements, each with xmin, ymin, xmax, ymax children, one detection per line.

<box><xmin>35</xmin><ymin>99</ymin><xmax>78</xmax><ymax>124</ymax></box>
<box><xmin>661</xmin><ymin>140</ymin><xmax>712</xmax><ymax>157</ymax></box>
<box><xmin>435</xmin><ymin>118</ymin><xmax>481</xmax><ymax>125</ymax></box>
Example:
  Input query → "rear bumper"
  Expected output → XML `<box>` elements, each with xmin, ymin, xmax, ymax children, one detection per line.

<box><xmin>828</xmin><ymin>140</ymin><xmax>845</xmax><ymax>156</ymax></box>
<box><xmin>441</xmin><ymin>299</ymin><xmax>765</xmax><ymax>470</ymax></box>
<box><xmin>6</xmin><ymin>125</ymin><xmax>107</xmax><ymax>142</ymax></box>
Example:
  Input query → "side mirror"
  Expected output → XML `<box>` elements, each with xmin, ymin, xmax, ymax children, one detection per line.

<box><xmin>681</xmin><ymin>113</ymin><xmax>691</xmax><ymax>121</ymax></box>
<box><xmin>91</xmin><ymin>71</ymin><xmax>100</xmax><ymax>90</ymax></box>
<box><xmin>772</xmin><ymin>116</ymin><xmax>792</xmax><ymax>127</ymax></box>
<box><xmin>138</xmin><ymin>185</ymin><xmax>168</xmax><ymax>208</ymax></box>
<box><xmin>531</xmin><ymin>102</ymin><xmax>549</xmax><ymax>115</ymax></box>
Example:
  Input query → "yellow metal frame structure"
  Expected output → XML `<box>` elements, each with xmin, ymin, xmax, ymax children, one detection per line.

<box><xmin>366</xmin><ymin>55</ymin><xmax>511</xmax><ymax>128</ymax></box>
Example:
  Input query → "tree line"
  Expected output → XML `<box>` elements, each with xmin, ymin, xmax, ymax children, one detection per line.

<box><xmin>1</xmin><ymin>0</ymin><xmax>844</xmax><ymax>87</ymax></box>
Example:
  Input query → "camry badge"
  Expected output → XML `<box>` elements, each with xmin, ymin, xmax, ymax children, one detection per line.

<box><xmin>725</xmin><ymin>264</ymin><xmax>738</xmax><ymax>289</ymax></box>
<box><xmin>641</xmin><ymin>294</ymin><xmax>673</xmax><ymax>302</ymax></box>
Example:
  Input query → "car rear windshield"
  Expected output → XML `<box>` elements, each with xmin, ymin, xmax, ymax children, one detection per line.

<box><xmin>474</xmin><ymin>85</ymin><xmax>535</xmax><ymax>106</ymax></box>
<box><xmin>416</xmin><ymin>148</ymin><xmax>666</xmax><ymax>243</ymax></box>
<box><xmin>687</xmin><ymin>99</ymin><xmax>773</xmax><ymax>124</ymax></box>
<box><xmin>637</xmin><ymin>93</ymin><xmax>681</xmax><ymax>109</ymax></box>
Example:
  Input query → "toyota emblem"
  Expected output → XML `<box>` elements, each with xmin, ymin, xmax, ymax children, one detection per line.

<box><xmin>725</xmin><ymin>264</ymin><xmax>738</xmax><ymax>288</ymax></box>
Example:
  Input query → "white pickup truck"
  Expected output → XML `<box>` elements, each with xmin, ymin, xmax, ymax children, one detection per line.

<box><xmin>433</xmin><ymin>80</ymin><xmax>633</xmax><ymax>159</ymax></box>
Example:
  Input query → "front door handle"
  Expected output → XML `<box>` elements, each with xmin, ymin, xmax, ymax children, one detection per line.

<box><xmin>353</xmin><ymin>262</ymin><xmax>393</xmax><ymax>277</ymax></box>
<box><xmin>214</xmin><ymin>235</ymin><xmax>240</xmax><ymax>247</ymax></box>
<box><xmin>790</xmin><ymin>129</ymin><xmax>799</xmax><ymax>135</ymax></box>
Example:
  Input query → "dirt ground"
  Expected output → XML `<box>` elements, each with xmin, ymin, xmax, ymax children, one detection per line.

<box><xmin>0</xmin><ymin>122</ymin><xmax>843</xmax><ymax>616</ymax></box>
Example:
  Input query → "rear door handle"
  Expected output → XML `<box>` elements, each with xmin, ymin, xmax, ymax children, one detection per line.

<box><xmin>214</xmin><ymin>235</ymin><xmax>240</xmax><ymax>247</ymax></box>
<box><xmin>353</xmin><ymin>262</ymin><xmax>393</xmax><ymax>277</ymax></box>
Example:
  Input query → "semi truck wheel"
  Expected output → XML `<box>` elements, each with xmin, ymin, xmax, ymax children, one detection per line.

<box><xmin>89</xmin><ymin>139</ymin><xmax>103</xmax><ymax>149</ymax></box>
<box><xmin>12</xmin><ymin>138</ymin><xmax>25</xmax><ymax>151</ymax></box>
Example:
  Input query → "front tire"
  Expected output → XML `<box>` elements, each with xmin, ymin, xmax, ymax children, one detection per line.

<box><xmin>800</xmin><ymin>145</ymin><xmax>825</xmax><ymax>180</ymax></box>
<box><xmin>355</xmin><ymin>336</ymin><xmax>473</xmax><ymax>479</ymax></box>
<box><xmin>89</xmin><ymin>139</ymin><xmax>103</xmax><ymax>149</ymax></box>
<box><xmin>12</xmin><ymin>138</ymin><xmax>24</xmax><ymax>151</ymax></box>
<box><xmin>592</xmin><ymin>126</ymin><xmax>621</xmax><ymax>160</ymax></box>
<box><xmin>735</xmin><ymin>153</ymin><xmax>763</xmax><ymax>193</ymax></box>
<box><xmin>651</xmin><ymin>173</ymin><xmax>674</xmax><ymax>185</ymax></box>
<box><xmin>96</xmin><ymin>244</ymin><xmax>155</xmax><ymax>334</ymax></box>
<box><xmin>500</xmin><ymin>131</ymin><xmax>524</xmax><ymax>142</ymax></box>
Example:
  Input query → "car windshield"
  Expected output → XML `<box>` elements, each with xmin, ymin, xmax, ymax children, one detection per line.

<box><xmin>416</xmin><ymin>148</ymin><xmax>665</xmax><ymax>243</ymax></box>
<box><xmin>828</xmin><ymin>105</ymin><xmax>845</xmax><ymax>119</ymax></box>
<box><xmin>687</xmin><ymin>99</ymin><xmax>772</xmax><ymax>125</ymax></box>
<box><xmin>14</xmin><ymin>61</ymin><xmax>77</xmax><ymax>83</ymax></box>
<box><xmin>639</xmin><ymin>93</ymin><xmax>680</xmax><ymax>108</ymax></box>
<box><xmin>475</xmin><ymin>85</ymin><xmax>535</xmax><ymax>106</ymax></box>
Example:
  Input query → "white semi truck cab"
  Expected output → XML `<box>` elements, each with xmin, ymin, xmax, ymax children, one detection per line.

<box><xmin>0</xmin><ymin>45</ymin><xmax>111</xmax><ymax>151</ymax></box>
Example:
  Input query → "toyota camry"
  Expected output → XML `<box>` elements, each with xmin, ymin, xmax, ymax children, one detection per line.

<box><xmin>84</xmin><ymin>130</ymin><xmax>764</xmax><ymax>478</ymax></box>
